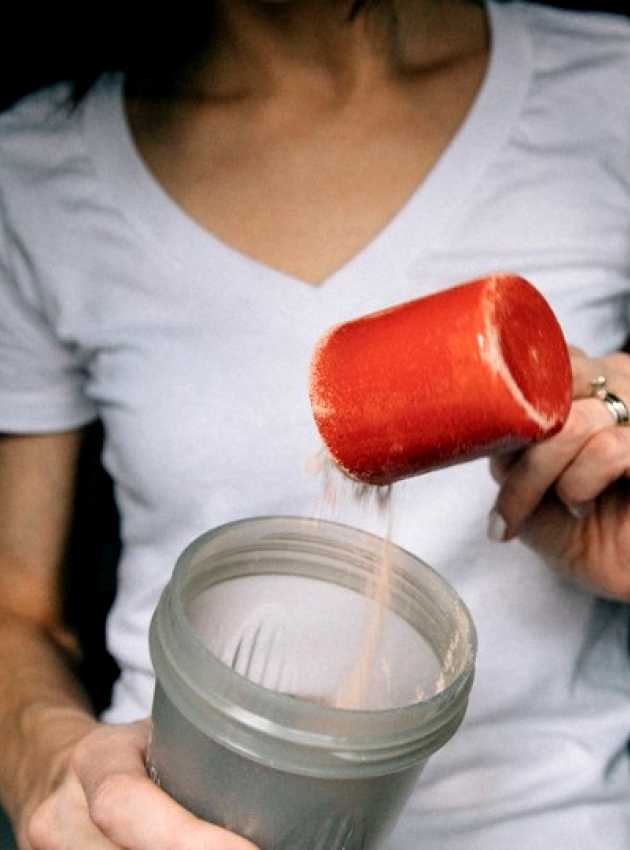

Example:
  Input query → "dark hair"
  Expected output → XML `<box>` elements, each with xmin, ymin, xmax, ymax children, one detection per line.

<box><xmin>0</xmin><ymin>2</ymin><xmax>385</xmax><ymax>112</ymax></box>
<box><xmin>349</xmin><ymin>0</ymin><xmax>383</xmax><ymax>16</ymax></box>
<box><xmin>67</xmin><ymin>1</ymin><xmax>382</xmax><ymax>104</ymax></box>
<box><xmin>0</xmin><ymin>8</ymin><xmax>211</xmax><ymax>111</ymax></box>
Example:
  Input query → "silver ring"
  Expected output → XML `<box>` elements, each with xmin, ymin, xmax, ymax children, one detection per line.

<box><xmin>600</xmin><ymin>391</ymin><xmax>630</xmax><ymax>426</ymax></box>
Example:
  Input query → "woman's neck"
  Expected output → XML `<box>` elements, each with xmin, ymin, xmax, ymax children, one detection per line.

<box><xmin>169</xmin><ymin>1</ymin><xmax>486</xmax><ymax>102</ymax></box>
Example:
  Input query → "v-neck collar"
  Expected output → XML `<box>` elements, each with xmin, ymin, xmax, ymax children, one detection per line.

<box><xmin>82</xmin><ymin>1</ymin><xmax>532</xmax><ymax>299</ymax></box>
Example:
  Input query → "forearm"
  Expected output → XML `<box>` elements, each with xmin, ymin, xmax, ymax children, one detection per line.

<box><xmin>0</xmin><ymin>608</ymin><xmax>97</xmax><ymax>826</ymax></box>
<box><xmin>0</xmin><ymin>611</ymin><xmax>258</xmax><ymax>850</ymax></box>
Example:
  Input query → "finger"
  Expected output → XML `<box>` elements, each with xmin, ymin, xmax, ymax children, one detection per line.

<box><xmin>569</xmin><ymin>348</ymin><xmax>630</xmax><ymax>401</ymax></box>
<box><xmin>494</xmin><ymin>399</ymin><xmax>614</xmax><ymax>537</ymax></box>
<box><xmin>88</xmin><ymin>777</ymin><xmax>255</xmax><ymax>850</ymax></box>
<box><xmin>554</xmin><ymin>425</ymin><xmax>630</xmax><ymax>513</ymax></box>
<box><xmin>515</xmin><ymin>491</ymin><xmax>576</xmax><ymax>566</ymax></box>
<box><xmin>488</xmin><ymin>450</ymin><xmax>521</xmax><ymax>484</ymax></box>
<box><xmin>73</xmin><ymin>722</ymin><xmax>258</xmax><ymax>850</ymax></box>
<box><xmin>517</xmin><ymin>483</ymin><xmax>630</xmax><ymax>601</ymax></box>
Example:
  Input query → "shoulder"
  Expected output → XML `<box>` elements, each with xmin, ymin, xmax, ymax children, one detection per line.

<box><xmin>0</xmin><ymin>79</ymin><xmax>115</xmax><ymax>260</ymax></box>
<box><xmin>516</xmin><ymin>0</ymin><xmax>630</xmax><ymax>38</ymax></box>
<box><xmin>513</xmin><ymin>1</ymin><xmax>630</xmax><ymax>82</ymax></box>
<box><xmin>0</xmin><ymin>83</ymin><xmax>84</xmax><ymax>228</ymax></box>
<box><xmin>0</xmin><ymin>82</ymin><xmax>82</xmax><ymax>179</ymax></box>
<box><xmin>494</xmin><ymin>2</ymin><xmax>630</xmax><ymax>144</ymax></box>
<box><xmin>0</xmin><ymin>78</ymin><xmax>124</xmax><ymax>313</ymax></box>
<box><xmin>0</xmin><ymin>78</ymin><xmax>118</xmax><ymax>227</ymax></box>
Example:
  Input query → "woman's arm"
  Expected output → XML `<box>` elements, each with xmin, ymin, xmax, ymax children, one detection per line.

<box><xmin>0</xmin><ymin>431</ymin><xmax>257</xmax><ymax>850</ymax></box>
<box><xmin>0</xmin><ymin>430</ymin><xmax>97</xmax><ymax>833</ymax></box>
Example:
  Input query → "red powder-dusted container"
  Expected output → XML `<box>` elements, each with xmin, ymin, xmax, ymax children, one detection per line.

<box><xmin>309</xmin><ymin>274</ymin><xmax>572</xmax><ymax>485</ymax></box>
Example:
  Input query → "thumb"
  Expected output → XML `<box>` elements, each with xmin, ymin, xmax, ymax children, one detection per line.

<box><xmin>73</xmin><ymin>722</ymin><xmax>259</xmax><ymax>850</ymax></box>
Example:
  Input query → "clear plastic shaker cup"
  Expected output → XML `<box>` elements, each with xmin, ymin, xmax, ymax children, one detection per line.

<box><xmin>148</xmin><ymin>516</ymin><xmax>476</xmax><ymax>850</ymax></box>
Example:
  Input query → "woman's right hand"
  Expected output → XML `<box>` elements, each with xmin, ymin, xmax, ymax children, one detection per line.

<box><xmin>21</xmin><ymin>718</ymin><xmax>258</xmax><ymax>850</ymax></box>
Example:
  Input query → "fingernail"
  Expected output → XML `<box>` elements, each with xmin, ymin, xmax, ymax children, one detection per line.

<box><xmin>567</xmin><ymin>500</ymin><xmax>595</xmax><ymax>520</ymax></box>
<box><xmin>487</xmin><ymin>507</ymin><xmax>508</xmax><ymax>542</ymax></box>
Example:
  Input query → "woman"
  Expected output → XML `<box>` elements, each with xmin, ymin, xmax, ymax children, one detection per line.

<box><xmin>0</xmin><ymin>1</ymin><xmax>629</xmax><ymax>848</ymax></box>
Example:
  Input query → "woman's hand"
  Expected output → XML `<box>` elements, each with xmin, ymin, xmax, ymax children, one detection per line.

<box><xmin>21</xmin><ymin>718</ymin><xmax>258</xmax><ymax>850</ymax></box>
<box><xmin>489</xmin><ymin>346</ymin><xmax>630</xmax><ymax>601</ymax></box>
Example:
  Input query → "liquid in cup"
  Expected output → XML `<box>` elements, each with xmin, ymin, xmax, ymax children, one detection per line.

<box><xmin>148</xmin><ymin>516</ymin><xmax>476</xmax><ymax>850</ymax></box>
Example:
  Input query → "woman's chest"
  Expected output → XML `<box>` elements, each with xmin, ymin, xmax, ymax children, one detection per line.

<box><xmin>125</xmin><ymin>54</ymin><xmax>487</xmax><ymax>286</ymax></box>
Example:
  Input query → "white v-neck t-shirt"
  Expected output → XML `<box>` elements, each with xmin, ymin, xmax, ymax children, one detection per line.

<box><xmin>1</xmin><ymin>2</ymin><xmax>630</xmax><ymax>847</ymax></box>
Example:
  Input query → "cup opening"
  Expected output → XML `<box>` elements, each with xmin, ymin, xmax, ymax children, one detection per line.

<box><xmin>176</xmin><ymin>518</ymin><xmax>475</xmax><ymax>713</ymax></box>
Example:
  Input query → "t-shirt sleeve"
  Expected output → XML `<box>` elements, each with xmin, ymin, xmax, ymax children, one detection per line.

<box><xmin>0</xmin><ymin>197</ymin><xmax>98</xmax><ymax>433</ymax></box>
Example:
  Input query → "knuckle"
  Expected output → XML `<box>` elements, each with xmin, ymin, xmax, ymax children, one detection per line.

<box><xmin>554</xmin><ymin>478</ymin><xmax>576</xmax><ymax>506</ymax></box>
<box><xmin>88</xmin><ymin>772</ymin><xmax>137</xmax><ymax>834</ymax></box>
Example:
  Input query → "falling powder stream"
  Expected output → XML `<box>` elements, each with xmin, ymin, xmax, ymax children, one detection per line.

<box><xmin>306</xmin><ymin>448</ymin><xmax>461</xmax><ymax>709</ymax></box>
<box><xmin>333</xmin><ymin>484</ymin><xmax>393</xmax><ymax>709</ymax></box>
<box><xmin>307</xmin><ymin>449</ymin><xmax>396</xmax><ymax>709</ymax></box>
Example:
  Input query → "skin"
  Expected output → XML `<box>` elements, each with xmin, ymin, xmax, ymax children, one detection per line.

<box><xmin>1</xmin><ymin>1</ymin><xmax>629</xmax><ymax>848</ymax></box>
<box><xmin>126</xmin><ymin>0</ymin><xmax>489</xmax><ymax>284</ymax></box>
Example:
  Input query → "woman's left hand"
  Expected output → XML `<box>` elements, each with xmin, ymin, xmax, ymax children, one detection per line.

<box><xmin>489</xmin><ymin>346</ymin><xmax>630</xmax><ymax>601</ymax></box>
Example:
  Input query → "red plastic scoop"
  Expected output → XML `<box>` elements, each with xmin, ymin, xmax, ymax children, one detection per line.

<box><xmin>309</xmin><ymin>273</ymin><xmax>572</xmax><ymax>485</ymax></box>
